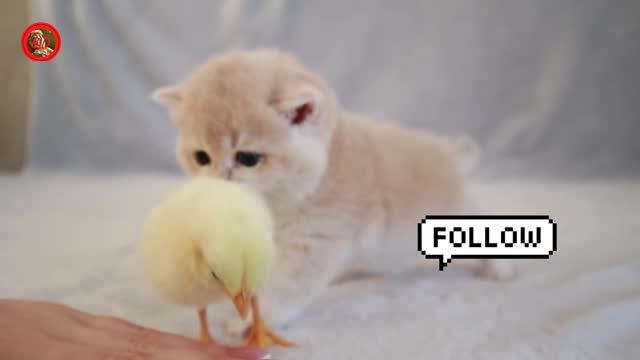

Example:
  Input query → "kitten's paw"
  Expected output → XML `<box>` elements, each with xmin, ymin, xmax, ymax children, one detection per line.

<box><xmin>479</xmin><ymin>259</ymin><xmax>516</xmax><ymax>282</ymax></box>
<box><xmin>224</xmin><ymin>316</ymin><xmax>252</xmax><ymax>339</ymax></box>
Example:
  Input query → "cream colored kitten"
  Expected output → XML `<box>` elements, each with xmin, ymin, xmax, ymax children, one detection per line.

<box><xmin>151</xmin><ymin>49</ymin><xmax>514</xmax><ymax>336</ymax></box>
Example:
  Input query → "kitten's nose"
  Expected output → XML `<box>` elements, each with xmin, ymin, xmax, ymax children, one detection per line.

<box><xmin>223</xmin><ymin>168</ymin><xmax>233</xmax><ymax>180</ymax></box>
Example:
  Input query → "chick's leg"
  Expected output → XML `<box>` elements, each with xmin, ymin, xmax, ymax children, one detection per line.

<box><xmin>244</xmin><ymin>296</ymin><xmax>296</xmax><ymax>349</ymax></box>
<box><xmin>226</xmin><ymin>235</ymin><xmax>349</xmax><ymax>338</ymax></box>
<box><xmin>198</xmin><ymin>308</ymin><xmax>215</xmax><ymax>343</ymax></box>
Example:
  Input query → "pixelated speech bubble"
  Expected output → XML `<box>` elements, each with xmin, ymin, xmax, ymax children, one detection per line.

<box><xmin>418</xmin><ymin>215</ymin><xmax>557</xmax><ymax>270</ymax></box>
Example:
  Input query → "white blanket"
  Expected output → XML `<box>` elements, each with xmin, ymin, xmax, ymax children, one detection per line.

<box><xmin>1</xmin><ymin>174</ymin><xmax>639</xmax><ymax>359</ymax></box>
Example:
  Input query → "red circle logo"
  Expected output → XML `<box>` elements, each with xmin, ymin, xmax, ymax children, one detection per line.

<box><xmin>21</xmin><ymin>22</ymin><xmax>61</xmax><ymax>62</ymax></box>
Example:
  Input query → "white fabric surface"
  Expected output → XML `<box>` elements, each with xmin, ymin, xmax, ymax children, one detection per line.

<box><xmin>2</xmin><ymin>174</ymin><xmax>639</xmax><ymax>359</ymax></box>
<box><xmin>28</xmin><ymin>0</ymin><xmax>640</xmax><ymax>177</ymax></box>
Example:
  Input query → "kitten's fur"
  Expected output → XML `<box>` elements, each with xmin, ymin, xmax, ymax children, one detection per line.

<box><xmin>152</xmin><ymin>49</ymin><xmax>514</xmax><ymax>336</ymax></box>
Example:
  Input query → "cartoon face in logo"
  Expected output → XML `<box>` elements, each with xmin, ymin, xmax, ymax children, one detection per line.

<box><xmin>22</xmin><ymin>22</ymin><xmax>61</xmax><ymax>61</ymax></box>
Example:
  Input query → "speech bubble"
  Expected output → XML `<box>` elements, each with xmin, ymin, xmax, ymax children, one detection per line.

<box><xmin>418</xmin><ymin>215</ymin><xmax>557</xmax><ymax>270</ymax></box>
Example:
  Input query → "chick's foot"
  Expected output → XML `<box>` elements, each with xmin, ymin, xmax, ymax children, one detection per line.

<box><xmin>243</xmin><ymin>297</ymin><xmax>296</xmax><ymax>349</ymax></box>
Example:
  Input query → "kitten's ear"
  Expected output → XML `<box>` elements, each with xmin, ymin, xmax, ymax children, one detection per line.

<box><xmin>272</xmin><ymin>85</ymin><xmax>322</xmax><ymax>126</ymax></box>
<box><xmin>151</xmin><ymin>85</ymin><xmax>183</xmax><ymax>108</ymax></box>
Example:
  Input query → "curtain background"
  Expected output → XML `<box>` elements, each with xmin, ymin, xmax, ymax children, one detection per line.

<box><xmin>28</xmin><ymin>0</ymin><xmax>640</xmax><ymax>178</ymax></box>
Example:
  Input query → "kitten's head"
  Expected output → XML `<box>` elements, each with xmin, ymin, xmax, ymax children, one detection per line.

<box><xmin>152</xmin><ymin>49</ymin><xmax>339</xmax><ymax>203</ymax></box>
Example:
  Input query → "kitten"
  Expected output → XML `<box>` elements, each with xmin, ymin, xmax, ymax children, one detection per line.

<box><xmin>151</xmin><ymin>49</ymin><xmax>514</xmax><ymax>336</ymax></box>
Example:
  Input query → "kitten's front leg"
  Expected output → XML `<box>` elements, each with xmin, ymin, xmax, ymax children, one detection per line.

<box><xmin>458</xmin><ymin>197</ymin><xmax>517</xmax><ymax>281</ymax></box>
<box><xmin>224</xmin><ymin>232</ymin><xmax>350</xmax><ymax>338</ymax></box>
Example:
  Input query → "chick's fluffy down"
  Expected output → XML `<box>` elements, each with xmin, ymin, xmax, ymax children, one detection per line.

<box><xmin>142</xmin><ymin>177</ymin><xmax>275</xmax><ymax>307</ymax></box>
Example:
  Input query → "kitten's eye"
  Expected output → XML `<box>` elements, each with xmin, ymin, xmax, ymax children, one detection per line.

<box><xmin>194</xmin><ymin>150</ymin><xmax>211</xmax><ymax>166</ymax></box>
<box><xmin>235</xmin><ymin>151</ymin><xmax>263</xmax><ymax>167</ymax></box>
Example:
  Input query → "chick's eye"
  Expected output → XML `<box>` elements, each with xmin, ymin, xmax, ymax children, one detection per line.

<box><xmin>211</xmin><ymin>271</ymin><xmax>219</xmax><ymax>281</ymax></box>
<box><xmin>194</xmin><ymin>150</ymin><xmax>211</xmax><ymax>166</ymax></box>
<box><xmin>235</xmin><ymin>151</ymin><xmax>263</xmax><ymax>167</ymax></box>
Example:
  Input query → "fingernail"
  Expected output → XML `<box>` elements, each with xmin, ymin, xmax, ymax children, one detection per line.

<box><xmin>225</xmin><ymin>347</ymin><xmax>270</xmax><ymax>360</ymax></box>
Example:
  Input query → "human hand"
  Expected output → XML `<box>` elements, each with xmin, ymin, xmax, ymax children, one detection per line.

<box><xmin>0</xmin><ymin>299</ymin><xmax>269</xmax><ymax>360</ymax></box>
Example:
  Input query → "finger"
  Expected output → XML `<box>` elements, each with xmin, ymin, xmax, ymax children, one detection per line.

<box><xmin>84</xmin><ymin>314</ymin><xmax>270</xmax><ymax>360</ymax></box>
<box><xmin>47</xmin><ymin>338</ymin><xmax>111</xmax><ymax>360</ymax></box>
<box><xmin>102</xmin><ymin>316</ymin><xmax>213</xmax><ymax>354</ymax></box>
<box><xmin>45</xmin><ymin>313</ymin><xmax>166</xmax><ymax>354</ymax></box>
<box><xmin>106</xmin><ymin>316</ymin><xmax>200</xmax><ymax>349</ymax></box>
<box><xmin>0</xmin><ymin>300</ymin><xmax>88</xmax><ymax>338</ymax></box>
<box><xmin>53</xmin><ymin>303</ymin><xmax>102</xmax><ymax>327</ymax></box>
<box><xmin>136</xmin><ymin>333</ymin><xmax>268</xmax><ymax>360</ymax></box>
<box><xmin>222</xmin><ymin>346</ymin><xmax>271</xmax><ymax>360</ymax></box>
<box><xmin>138</xmin><ymin>341</ymin><xmax>253</xmax><ymax>360</ymax></box>
<box><xmin>6</xmin><ymin>299</ymin><xmax>98</xmax><ymax>330</ymax></box>
<box><xmin>147</xmin><ymin>347</ymin><xmax>232</xmax><ymax>360</ymax></box>
<box><xmin>88</xmin><ymin>315</ymin><xmax>170</xmax><ymax>352</ymax></box>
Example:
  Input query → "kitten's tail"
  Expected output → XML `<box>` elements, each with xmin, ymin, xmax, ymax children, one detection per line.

<box><xmin>446</xmin><ymin>135</ymin><xmax>482</xmax><ymax>174</ymax></box>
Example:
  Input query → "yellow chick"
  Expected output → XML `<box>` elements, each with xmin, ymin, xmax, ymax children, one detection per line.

<box><xmin>142</xmin><ymin>177</ymin><xmax>295</xmax><ymax>349</ymax></box>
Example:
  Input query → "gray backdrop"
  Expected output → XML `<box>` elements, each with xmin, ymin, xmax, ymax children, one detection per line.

<box><xmin>28</xmin><ymin>0</ymin><xmax>640</xmax><ymax>178</ymax></box>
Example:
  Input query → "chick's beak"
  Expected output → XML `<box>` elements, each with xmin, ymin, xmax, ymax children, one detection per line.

<box><xmin>232</xmin><ymin>290</ymin><xmax>251</xmax><ymax>320</ymax></box>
